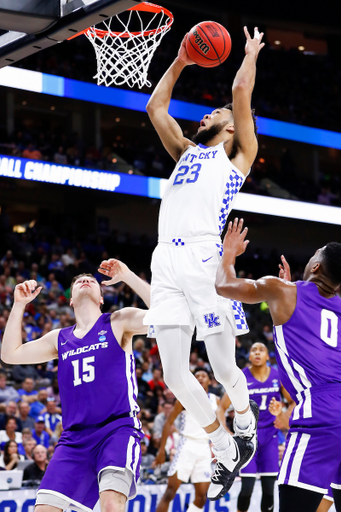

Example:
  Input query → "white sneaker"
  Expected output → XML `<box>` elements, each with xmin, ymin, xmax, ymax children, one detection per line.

<box><xmin>207</xmin><ymin>399</ymin><xmax>259</xmax><ymax>501</ymax></box>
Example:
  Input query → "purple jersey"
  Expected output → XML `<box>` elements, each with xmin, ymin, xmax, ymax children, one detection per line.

<box><xmin>58</xmin><ymin>313</ymin><xmax>141</xmax><ymax>431</ymax></box>
<box><xmin>244</xmin><ymin>366</ymin><xmax>281</xmax><ymax>429</ymax></box>
<box><xmin>273</xmin><ymin>280</ymin><xmax>341</xmax><ymax>425</ymax></box>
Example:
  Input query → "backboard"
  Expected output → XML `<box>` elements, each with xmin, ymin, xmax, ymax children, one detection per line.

<box><xmin>0</xmin><ymin>0</ymin><xmax>142</xmax><ymax>69</ymax></box>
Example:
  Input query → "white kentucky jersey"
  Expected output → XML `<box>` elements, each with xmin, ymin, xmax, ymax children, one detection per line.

<box><xmin>179</xmin><ymin>392</ymin><xmax>218</xmax><ymax>441</ymax></box>
<box><xmin>158</xmin><ymin>142</ymin><xmax>247</xmax><ymax>238</ymax></box>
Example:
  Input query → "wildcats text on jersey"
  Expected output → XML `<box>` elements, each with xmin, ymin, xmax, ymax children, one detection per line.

<box><xmin>61</xmin><ymin>341</ymin><xmax>108</xmax><ymax>360</ymax></box>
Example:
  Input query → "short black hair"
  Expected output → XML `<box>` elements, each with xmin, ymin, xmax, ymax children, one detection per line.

<box><xmin>193</xmin><ymin>367</ymin><xmax>211</xmax><ymax>378</ymax></box>
<box><xmin>321</xmin><ymin>243</ymin><xmax>341</xmax><ymax>285</ymax></box>
<box><xmin>223</xmin><ymin>103</ymin><xmax>258</xmax><ymax>137</ymax></box>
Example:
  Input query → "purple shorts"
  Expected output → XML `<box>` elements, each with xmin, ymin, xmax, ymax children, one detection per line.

<box><xmin>38</xmin><ymin>418</ymin><xmax>143</xmax><ymax>511</ymax></box>
<box><xmin>240</xmin><ymin>426</ymin><xmax>279</xmax><ymax>476</ymax></box>
<box><xmin>279</xmin><ymin>387</ymin><xmax>341</xmax><ymax>494</ymax></box>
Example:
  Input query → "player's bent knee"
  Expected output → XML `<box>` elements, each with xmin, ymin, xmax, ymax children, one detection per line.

<box><xmin>260</xmin><ymin>493</ymin><xmax>274</xmax><ymax>512</ymax></box>
<box><xmin>164</xmin><ymin>487</ymin><xmax>177</xmax><ymax>502</ymax></box>
<box><xmin>100</xmin><ymin>490</ymin><xmax>127</xmax><ymax>512</ymax></box>
<box><xmin>237</xmin><ymin>495</ymin><xmax>252</xmax><ymax>512</ymax></box>
<box><xmin>193</xmin><ymin>495</ymin><xmax>207</xmax><ymax>509</ymax></box>
<box><xmin>35</xmin><ymin>506</ymin><xmax>62</xmax><ymax>512</ymax></box>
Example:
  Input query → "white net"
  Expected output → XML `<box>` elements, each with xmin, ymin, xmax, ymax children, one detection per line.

<box><xmin>85</xmin><ymin>4</ymin><xmax>173</xmax><ymax>89</ymax></box>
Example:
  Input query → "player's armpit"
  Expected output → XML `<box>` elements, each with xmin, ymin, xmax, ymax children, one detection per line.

<box><xmin>114</xmin><ymin>308</ymin><xmax>148</xmax><ymax>337</ymax></box>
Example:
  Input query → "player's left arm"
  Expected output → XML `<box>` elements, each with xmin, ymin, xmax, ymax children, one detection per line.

<box><xmin>215</xmin><ymin>218</ymin><xmax>285</xmax><ymax>304</ymax></box>
<box><xmin>229</xmin><ymin>27</ymin><xmax>265</xmax><ymax>176</ymax></box>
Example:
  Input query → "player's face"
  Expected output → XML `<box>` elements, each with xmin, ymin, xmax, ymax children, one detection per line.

<box><xmin>198</xmin><ymin>108</ymin><xmax>233</xmax><ymax>133</ymax></box>
<box><xmin>70</xmin><ymin>276</ymin><xmax>103</xmax><ymax>307</ymax></box>
<box><xmin>249</xmin><ymin>343</ymin><xmax>269</xmax><ymax>367</ymax></box>
<box><xmin>195</xmin><ymin>371</ymin><xmax>210</xmax><ymax>391</ymax></box>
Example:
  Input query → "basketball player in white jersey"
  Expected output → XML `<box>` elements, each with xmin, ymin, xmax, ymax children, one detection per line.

<box><xmin>153</xmin><ymin>369</ymin><xmax>221</xmax><ymax>512</ymax></box>
<box><xmin>143</xmin><ymin>26</ymin><xmax>265</xmax><ymax>499</ymax></box>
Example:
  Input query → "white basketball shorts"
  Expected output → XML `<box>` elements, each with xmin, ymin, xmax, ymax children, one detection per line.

<box><xmin>143</xmin><ymin>237</ymin><xmax>249</xmax><ymax>340</ymax></box>
<box><xmin>167</xmin><ymin>437</ymin><xmax>212</xmax><ymax>483</ymax></box>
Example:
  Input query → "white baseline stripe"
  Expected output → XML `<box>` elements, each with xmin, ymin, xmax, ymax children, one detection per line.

<box><xmin>278</xmin><ymin>432</ymin><xmax>298</xmax><ymax>485</ymax></box>
<box><xmin>288</xmin><ymin>433</ymin><xmax>310</xmax><ymax>485</ymax></box>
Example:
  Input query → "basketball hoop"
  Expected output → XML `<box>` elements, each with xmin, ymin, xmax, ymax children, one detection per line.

<box><xmin>69</xmin><ymin>2</ymin><xmax>173</xmax><ymax>89</ymax></box>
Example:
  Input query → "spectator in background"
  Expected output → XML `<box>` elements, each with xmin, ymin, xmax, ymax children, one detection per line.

<box><xmin>133</xmin><ymin>338</ymin><xmax>145</xmax><ymax>364</ymax></box>
<box><xmin>141</xmin><ymin>360</ymin><xmax>153</xmax><ymax>383</ymax></box>
<box><xmin>153</xmin><ymin>402</ymin><xmax>181</xmax><ymax>441</ymax></box>
<box><xmin>54</xmin><ymin>146</ymin><xmax>68</xmax><ymax>165</ymax></box>
<box><xmin>23</xmin><ymin>444</ymin><xmax>48</xmax><ymax>482</ymax></box>
<box><xmin>0</xmin><ymin>401</ymin><xmax>23</xmax><ymax>431</ymax></box>
<box><xmin>0</xmin><ymin>416</ymin><xmax>23</xmax><ymax>450</ymax></box>
<box><xmin>11</xmin><ymin>363</ymin><xmax>40</xmax><ymax>383</ymax></box>
<box><xmin>46</xmin><ymin>377</ymin><xmax>60</xmax><ymax>406</ymax></box>
<box><xmin>1</xmin><ymin>440</ymin><xmax>24</xmax><ymax>470</ymax></box>
<box><xmin>29</xmin><ymin>389</ymin><xmax>48</xmax><ymax>420</ymax></box>
<box><xmin>0</xmin><ymin>370</ymin><xmax>20</xmax><ymax>404</ymax></box>
<box><xmin>43</xmin><ymin>397</ymin><xmax>62</xmax><ymax>438</ymax></box>
<box><xmin>135</xmin><ymin>366</ymin><xmax>152</xmax><ymax>407</ymax></box>
<box><xmin>17</xmin><ymin>378</ymin><xmax>38</xmax><ymax>403</ymax></box>
<box><xmin>31</xmin><ymin>416</ymin><xmax>50</xmax><ymax>449</ymax></box>
<box><xmin>22</xmin><ymin>143</ymin><xmax>42</xmax><ymax>161</ymax></box>
<box><xmin>19</xmin><ymin>401</ymin><xmax>35</xmax><ymax>430</ymax></box>
<box><xmin>140</xmin><ymin>440</ymin><xmax>155</xmax><ymax>475</ymax></box>
<box><xmin>23</xmin><ymin>437</ymin><xmax>37</xmax><ymax>460</ymax></box>
<box><xmin>148</xmin><ymin>368</ymin><xmax>165</xmax><ymax>392</ymax></box>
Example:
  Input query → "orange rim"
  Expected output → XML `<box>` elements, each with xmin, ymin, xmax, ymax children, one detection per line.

<box><xmin>67</xmin><ymin>2</ymin><xmax>173</xmax><ymax>40</ymax></box>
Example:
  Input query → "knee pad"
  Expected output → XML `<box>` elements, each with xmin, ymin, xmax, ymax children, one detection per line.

<box><xmin>261</xmin><ymin>476</ymin><xmax>276</xmax><ymax>497</ymax></box>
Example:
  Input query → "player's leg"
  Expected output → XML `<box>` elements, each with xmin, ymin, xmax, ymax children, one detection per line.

<box><xmin>189</xmin><ymin>482</ymin><xmax>210</xmax><ymax>512</ymax></box>
<box><xmin>100</xmin><ymin>490</ymin><xmax>127</xmax><ymax>512</ymax></box>
<box><xmin>155</xmin><ymin>473</ymin><xmax>183</xmax><ymax>512</ymax></box>
<box><xmin>279</xmin><ymin>484</ymin><xmax>323</xmax><ymax>512</ymax></box>
<box><xmin>35</xmin><ymin>506</ymin><xmax>62</xmax><ymax>512</ymax></box>
<box><xmin>237</xmin><ymin>477</ymin><xmax>256</xmax><ymax>512</ymax></box>
<box><xmin>204</xmin><ymin>322</ymin><xmax>250</xmax><ymax>427</ymax></box>
<box><xmin>204</xmin><ymin>322</ymin><xmax>258</xmax><ymax>500</ymax></box>
<box><xmin>317</xmin><ymin>497</ymin><xmax>334</xmax><ymax>512</ymax></box>
<box><xmin>332</xmin><ymin>488</ymin><xmax>341</xmax><ymax>512</ymax></box>
<box><xmin>260</xmin><ymin>476</ymin><xmax>276</xmax><ymax>512</ymax></box>
<box><xmin>155</xmin><ymin>325</ymin><xmax>218</xmax><ymax>428</ymax></box>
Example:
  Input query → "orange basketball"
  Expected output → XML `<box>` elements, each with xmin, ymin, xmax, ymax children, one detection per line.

<box><xmin>186</xmin><ymin>21</ymin><xmax>231</xmax><ymax>68</ymax></box>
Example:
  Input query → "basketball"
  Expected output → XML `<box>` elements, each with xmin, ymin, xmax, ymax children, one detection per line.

<box><xmin>186</xmin><ymin>21</ymin><xmax>231</xmax><ymax>68</ymax></box>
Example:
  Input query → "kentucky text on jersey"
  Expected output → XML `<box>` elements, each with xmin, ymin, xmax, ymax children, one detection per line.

<box><xmin>179</xmin><ymin>150</ymin><xmax>218</xmax><ymax>164</ymax></box>
<box><xmin>61</xmin><ymin>342</ymin><xmax>108</xmax><ymax>360</ymax></box>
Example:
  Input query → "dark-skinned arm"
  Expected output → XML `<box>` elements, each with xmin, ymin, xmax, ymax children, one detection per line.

<box><xmin>152</xmin><ymin>400</ymin><xmax>184</xmax><ymax>467</ymax></box>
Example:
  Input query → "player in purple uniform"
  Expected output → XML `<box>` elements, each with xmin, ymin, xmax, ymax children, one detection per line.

<box><xmin>219</xmin><ymin>342</ymin><xmax>294</xmax><ymax>512</ymax></box>
<box><xmin>1</xmin><ymin>259</ymin><xmax>150</xmax><ymax>512</ymax></box>
<box><xmin>215</xmin><ymin>217</ymin><xmax>341</xmax><ymax>512</ymax></box>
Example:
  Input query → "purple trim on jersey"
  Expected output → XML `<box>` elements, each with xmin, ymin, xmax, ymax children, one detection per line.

<box><xmin>273</xmin><ymin>281</ymin><xmax>341</xmax><ymax>426</ymax></box>
<box><xmin>243</xmin><ymin>366</ymin><xmax>281</xmax><ymax>429</ymax></box>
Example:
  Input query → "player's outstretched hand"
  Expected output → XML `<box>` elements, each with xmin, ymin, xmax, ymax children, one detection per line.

<box><xmin>98</xmin><ymin>258</ymin><xmax>130</xmax><ymax>286</ymax></box>
<box><xmin>177</xmin><ymin>34</ymin><xmax>196</xmax><ymax>66</ymax></box>
<box><xmin>244</xmin><ymin>26</ymin><xmax>265</xmax><ymax>58</ymax></box>
<box><xmin>223</xmin><ymin>218</ymin><xmax>249</xmax><ymax>257</ymax></box>
<box><xmin>278</xmin><ymin>255</ymin><xmax>291</xmax><ymax>281</ymax></box>
<box><xmin>152</xmin><ymin>449</ymin><xmax>166</xmax><ymax>468</ymax></box>
<box><xmin>268</xmin><ymin>397</ymin><xmax>282</xmax><ymax>417</ymax></box>
<box><xmin>14</xmin><ymin>280</ymin><xmax>42</xmax><ymax>305</ymax></box>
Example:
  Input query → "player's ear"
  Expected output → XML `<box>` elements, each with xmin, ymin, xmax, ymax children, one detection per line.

<box><xmin>311</xmin><ymin>262</ymin><xmax>321</xmax><ymax>273</ymax></box>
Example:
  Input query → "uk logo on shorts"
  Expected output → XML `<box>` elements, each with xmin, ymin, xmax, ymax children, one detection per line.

<box><xmin>204</xmin><ymin>313</ymin><xmax>221</xmax><ymax>328</ymax></box>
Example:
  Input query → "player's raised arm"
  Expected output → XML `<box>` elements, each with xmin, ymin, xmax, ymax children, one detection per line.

<box><xmin>153</xmin><ymin>400</ymin><xmax>184</xmax><ymax>467</ymax></box>
<box><xmin>98</xmin><ymin>258</ymin><xmax>150</xmax><ymax>335</ymax></box>
<box><xmin>230</xmin><ymin>27</ymin><xmax>265</xmax><ymax>175</ymax></box>
<box><xmin>1</xmin><ymin>280</ymin><xmax>59</xmax><ymax>365</ymax></box>
<box><xmin>146</xmin><ymin>35</ymin><xmax>195</xmax><ymax>162</ymax></box>
<box><xmin>215</xmin><ymin>218</ymin><xmax>296</xmax><ymax>326</ymax></box>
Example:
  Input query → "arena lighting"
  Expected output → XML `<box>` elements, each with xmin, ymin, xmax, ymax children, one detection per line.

<box><xmin>1</xmin><ymin>67</ymin><xmax>341</xmax><ymax>149</ymax></box>
<box><xmin>1</xmin><ymin>154</ymin><xmax>341</xmax><ymax>225</ymax></box>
